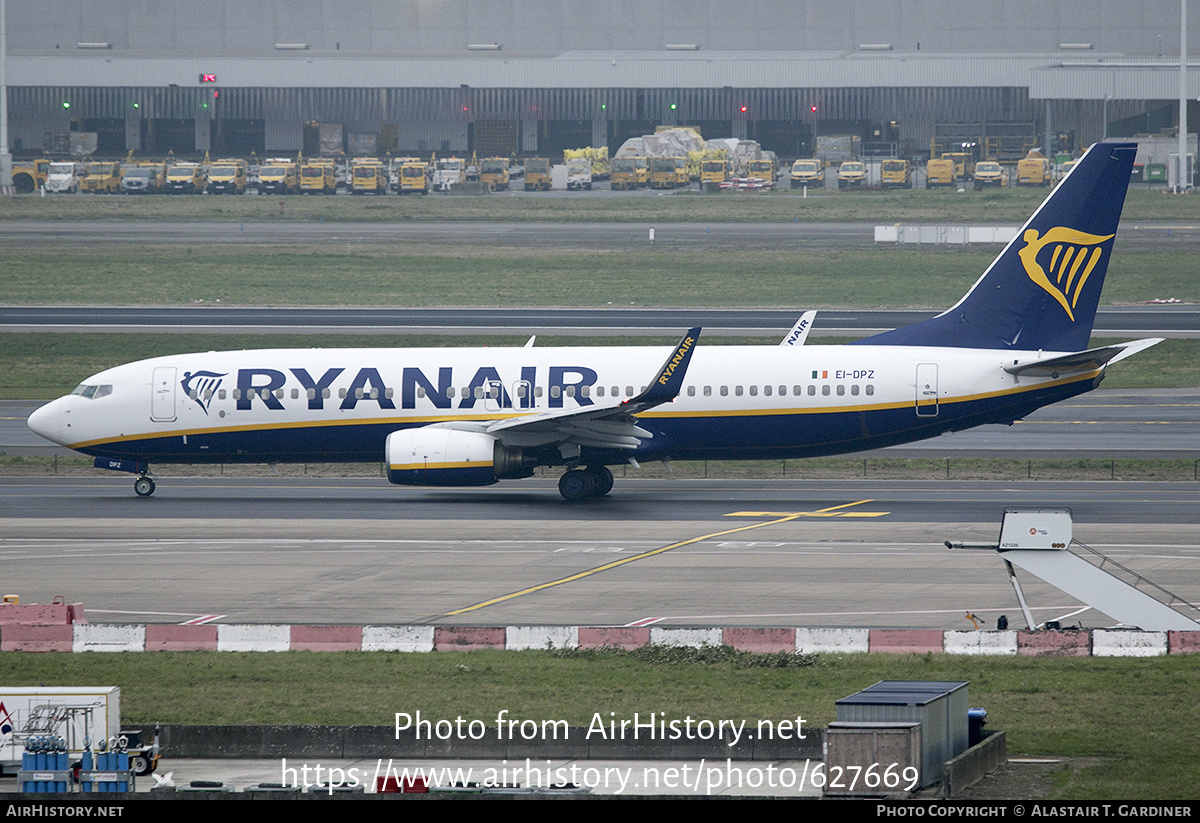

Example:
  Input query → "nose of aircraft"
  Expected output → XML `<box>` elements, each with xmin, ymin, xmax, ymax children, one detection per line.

<box><xmin>27</xmin><ymin>399</ymin><xmax>64</xmax><ymax>444</ymax></box>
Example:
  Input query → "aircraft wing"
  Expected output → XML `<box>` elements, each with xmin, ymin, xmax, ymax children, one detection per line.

<box><xmin>1003</xmin><ymin>338</ymin><xmax>1163</xmax><ymax>377</ymax></box>
<box><xmin>484</xmin><ymin>327</ymin><xmax>700</xmax><ymax>451</ymax></box>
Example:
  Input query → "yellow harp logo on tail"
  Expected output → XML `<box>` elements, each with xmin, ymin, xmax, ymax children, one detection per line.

<box><xmin>1017</xmin><ymin>227</ymin><xmax>1114</xmax><ymax>321</ymax></box>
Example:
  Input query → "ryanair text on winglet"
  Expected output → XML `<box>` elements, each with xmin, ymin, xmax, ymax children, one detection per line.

<box><xmin>656</xmin><ymin>336</ymin><xmax>696</xmax><ymax>386</ymax></box>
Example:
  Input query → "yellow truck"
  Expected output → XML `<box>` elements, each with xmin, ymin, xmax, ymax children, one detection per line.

<box><xmin>700</xmin><ymin>158</ymin><xmax>733</xmax><ymax>186</ymax></box>
<box><xmin>972</xmin><ymin>160</ymin><xmax>1007</xmax><ymax>190</ymax></box>
<box><xmin>880</xmin><ymin>159</ymin><xmax>913</xmax><ymax>189</ymax></box>
<box><xmin>789</xmin><ymin>159</ymin><xmax>823</xmax><ymax>188</ymax></box>
<box><xmin>300</xmin><ymin>159</ymin><xmax>338</xmax><ymax>194</ymax></box>
<box><xmin>398</xmin><ymin>160</ymin><xmax>432</xmax><ymax>194</ymax></box>
<box><xmin>524</xmin><ymin>158</ymin><xmax>552</xmax><ymax>191</ymax></box>
<box><xmin>479</xmin><ymin>158</ymin><xmax>511</xmax><ymax>191</ymax></box>
<box><xmin>206</xmin><ymin>159</ymin><xmax>248</xmax><ymax>194</ymax></box>
<box><xmin>1016</xmin><ymin>151</ymin><xmax>1052</xmax><ymax>187</ymax></box>
<box><xmin>258</xmin><ymin>159</ymin><xmax>299</xmax><ymax>195</ymax></box>
<box><xmin>165</xmin><ymin>162</ymin><xmax>206</xmax><ymax>193</ymax></box>
<box><xmin>649</xmin><ymin>156</ymin><xmax>687</xmax><ymax>189</ymax></box>
<box><xmin>610</xmin><ymin>157</ymin><xmax>642</xmax><ymax>190</ymax></box>
<box><xmin>12</xmin><ymin>159</ymin><xmax>51</xmax><ymax>193</ymax></box>
<box><xmin>836</xmin><ymin>160</ymin><xmax>867</xmax><ymax>190</ymax></box>
<box><xmin>747</xmin><ymin>158</ymin><xmax>777</xmax><ymax>182</ymax></box>
<box><xmin>79</xmin><ymin>161</ymin><xmax>122</xmax><ymax>194</ymax></box>
<box><xmin>349</xmin><ymin>158</ymin><xmax>386</xmax><ymax>194</ymax></box>
<box><xmin>925</xmin><ymin>158</ymin><xmax>957</xmax><ymax>188</ymax></box>
<box><xmin>941</xmin><ymin>152</ymin><xmax>975</xmax><ymax>181</ymax></box>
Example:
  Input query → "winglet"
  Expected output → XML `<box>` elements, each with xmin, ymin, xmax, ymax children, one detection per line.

<box><xmin>625</xmin><ymin>327</ymin><xmax>701</xmax><ymax>407</ymax></box>
<box><xmin>780</xmin><ymin>311</ymin><xmax>817</xmax><ymax>346</ymax></box>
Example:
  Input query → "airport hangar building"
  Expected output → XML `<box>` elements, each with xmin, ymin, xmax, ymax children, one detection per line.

<box><xmin>4</xmin><ymin>0</ymin><xmax>1199</xmax><ymax>162</ymax></box>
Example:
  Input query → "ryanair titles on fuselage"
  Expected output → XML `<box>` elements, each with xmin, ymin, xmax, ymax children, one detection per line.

<box><xmin>209</xmin><ymin>363</ymin><xmax>603</xmax><ymax>412</ymax></box>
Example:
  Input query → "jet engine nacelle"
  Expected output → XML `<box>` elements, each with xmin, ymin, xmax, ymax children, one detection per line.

<box><xmin>385</xmin><ymin>427</ymin><xmax>530</xmax><ymax>487</ymax></box>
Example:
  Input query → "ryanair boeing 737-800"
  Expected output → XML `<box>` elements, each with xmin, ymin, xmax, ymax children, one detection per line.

<box><xmin>28</xmin><ymin>142</ymin><xmax>1160</xmax><ymax>501</ymax></box>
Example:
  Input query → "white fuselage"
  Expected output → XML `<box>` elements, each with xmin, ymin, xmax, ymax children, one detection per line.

<box><xmin>28</xmin><ymin>342</ymin><xmax>1098</xmax><ymax>467</ymax></box>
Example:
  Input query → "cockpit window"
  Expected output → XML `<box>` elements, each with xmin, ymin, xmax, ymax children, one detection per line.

<box><xmin>70</xmin><ymin>384</ymin><xmax>112</xmax><ymax>399</ymax></box>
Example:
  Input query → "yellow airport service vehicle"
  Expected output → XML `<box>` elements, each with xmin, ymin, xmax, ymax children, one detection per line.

<box><xmin>634</xmin><ymin>156</ymin><xmax>650</xmax><ymax>187</ymax></box>
<box><xmin>398</xmin><ymin>159</ymin><xmax>432</xmax><ymax>194</ymax></box>
<box><xmin>747</xmin><ymin>157</ymin><xmax>777</xmax><ymax>182</ymax></box>
<box><xmin>972</xmin><ymin>160</ymin><xmax>1007</xmax><ymax>190</ymax></box>
<box><xmin>649</xmin><ymin>156</ymin><xmax>687</xmax><ymax>189</ymax></box>
<box><xmin>300</xmin><ymin>159</ymin><xmax>338</xmax><ymax>194</ymax></box>
<box><xmin>165</xmin><ymin>162</ymin><xmax>206</xmax><ymax>193</ymax></box>
<box><xmin>836</xmin><ymin>160</ymin><xmax>867</xmax><ymax>190</ymax></box>
<box><xmin>11</xmin><ymin>158</ymin><xmax>51</xmax><ymax>193</ymax></box>
<box><xmin>349</xmin><ymin>157</ymin><xmax>387</xmax><ymax>194</ymax></box>
<box><xmin>479</xmin><ymin>157</ymin><xmax>511</xmax><ymax>191</ymax></box>
<box><xmin>880</xmin><ymin>158</ymin><xmax>913</xmax><ymax>189</ymax></box>
<box><xmin>925</xmin><ymin>157</ymin><xmax>957</xmax><ymax>188</ymax></box>
<box><xmin>789</xmin><ymin>158</ymin><xmax>823</xmax><ymax>188</ymax></box>
<box><xmin>1016</xmin><ymin>151</ymin><xmax>1053</xmax><ymax>187</ymax></box>
<box><xmin>79</xmin><ymin>161</ymin><xmax>122</xmax><ymax>194</ymax></box>
<box><xmin>524</xmin><ymin>157</ymin><xmax>552</xmax><ymax>191</ymax></box>
<box><xmin>206</xmin><ymin>159</ymin><xmax>248</xmax><ymax>194</ymax></box>
<box><xmin>700</xmin><ymin>158</ymin><xmax>732</xmax><ymax>186</ymax></box>
<box><xmin>258</xmin><ymin>159</ymin><xmax>299</xmax><ymax>194</ymax></box>
<box><xmin>610</xmin><ymin>156</ymin><xmax>642</xmax><ymax>190</ymax></box>
<box><xmin>941</xmin><ymin>152</ymin><xmax>975</xmax><ymax>181</ymax></box>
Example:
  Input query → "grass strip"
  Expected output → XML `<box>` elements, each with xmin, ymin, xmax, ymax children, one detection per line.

<box><xmin>1</xmin><ymin>187</ymin><xmax>1196</xmax><ymax>224</ymax></box>
<box><xmin>0</xmin><ymin>649</ymin><xmax>1195</xmax><ymax>799</ymax></box>
<box><xmin>3</xmin><ymin>243</ymin><xmax>1197</xmax><ymax>307</ymax></box>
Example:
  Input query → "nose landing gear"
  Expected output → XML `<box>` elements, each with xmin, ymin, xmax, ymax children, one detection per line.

<box><xmin>133</xmin><ymin>473</ymin><xmax>157</xmax><ymax>497</ymax></box>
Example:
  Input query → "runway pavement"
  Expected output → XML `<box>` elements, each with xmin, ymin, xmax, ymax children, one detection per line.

<box><xmin>2</xmin><ymin>475</ymin><xmax>1197</xmax><ymax>629</ymax></box>
<box><xmin>3</xmin><ymin>304</ymin><xmax>1198</xmax><ymax>338</ymax></box>
<box><xmin>2</xmin><ymin>219</ymin><xmax>1199</xmax><ymax>250</ymax></box>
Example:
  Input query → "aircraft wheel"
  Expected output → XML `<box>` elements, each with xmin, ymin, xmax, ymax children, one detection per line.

<box><xmin>134</xmin><ymin>477</ymin><xmax>156</xmax><ymax>497</ymax></box>
<box><xmin>587</xmin><ymin>466</ymin><xmax>614</xmax><ymax>497</ymax></box>
<box><xmin>558</xmin><ymin>469</ymin><xmax>595</xmax><ymax>502</ymax></box>
<box><xmin>130</xmin><ymin>754</ymin><xmax>152</xmax><ymax>776</ymax></box>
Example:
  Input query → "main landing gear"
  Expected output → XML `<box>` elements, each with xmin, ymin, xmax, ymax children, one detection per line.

<box><xmin>133</xmin><ymin>472</ymin><xmax>157</xmax><ymax>497</ymax></box>
<box><xmin>558</xmin><ymin>465</ymin><xmax>614</xmax><ymax>502</ymax></box>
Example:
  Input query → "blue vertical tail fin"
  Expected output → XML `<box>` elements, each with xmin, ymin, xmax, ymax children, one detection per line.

<box><xmin>853</xmin><ymin>142</ymin><xmax>1136</xmax><ymax>352</ymax></box>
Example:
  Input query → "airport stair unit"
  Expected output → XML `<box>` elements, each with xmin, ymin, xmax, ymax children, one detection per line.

<box><xmin>947</xmin><ymin>509</ymin><xmax>1200</xmax><ymax>632</ymax></box>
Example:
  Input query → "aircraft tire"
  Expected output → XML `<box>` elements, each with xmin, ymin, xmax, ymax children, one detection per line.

<box><xmin>134</xmin><ymin>477</ymin><xmax>156</xmax><ymax>497</ymax></box>
<box><xmin>587</xmin><ymin>466</ymin><xmax>614</xmax><ymax>497</ymax></box>
<box><xmin>558</xmin><ymin>469</ymin><xmax>595</xmax><ymax>502</ymax></box>
<box><xmin>130</xmin><ymin>754</ymin><xmax>152</xmax><ymax>776</ymax></box>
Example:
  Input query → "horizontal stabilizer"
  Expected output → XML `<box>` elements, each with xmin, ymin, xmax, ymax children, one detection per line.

<box><xmin>1003</xmin><ymin>338</ymin><xmax>1163</xmax><ymax>377</ymax></box>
